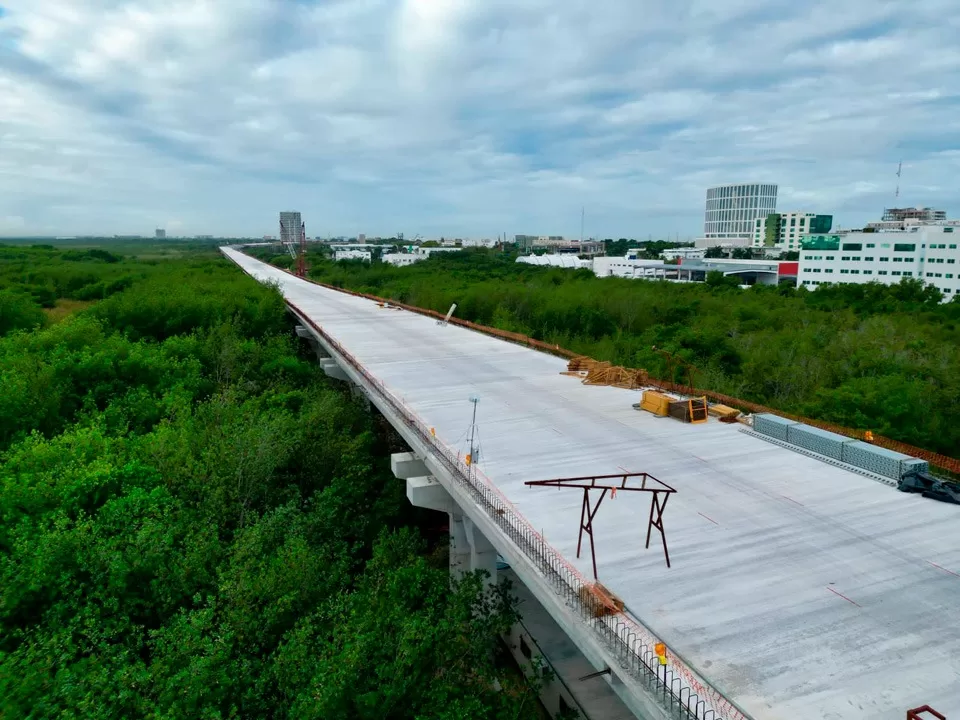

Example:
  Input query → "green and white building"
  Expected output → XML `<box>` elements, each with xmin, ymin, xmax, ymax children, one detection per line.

<box><xmin>797</xmin><ymin>224</ymin><xmax>960</xmax><ymax>299</ymax></box>
<box><xmin>752</xmin><ymin>211</ymin><xmax>833</xmax><ymax>251</ymax></box>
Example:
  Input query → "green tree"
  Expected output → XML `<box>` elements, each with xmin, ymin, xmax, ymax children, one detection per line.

<box><xmin>0</xmin><ymin>243</ymin><xmax>541</xmax><ymax>718</ymax></box>
<box><xmin>0</xmin><ymin>289</ymin><xmax>46</xmax><ymax>336</ymax></box>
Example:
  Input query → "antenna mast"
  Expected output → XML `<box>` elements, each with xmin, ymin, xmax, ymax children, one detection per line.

<box><xmin>895</xmin><ymin>160</ymin><xmax>902</xmax><ymax>200</ymax></box>
<box><xmin>467</xmin><ymin>396</ymin><xmax>480</xmax><ymax>479</ymax></box>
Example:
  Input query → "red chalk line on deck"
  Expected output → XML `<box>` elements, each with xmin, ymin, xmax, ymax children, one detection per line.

<box><xmin>826</xmin><ymin>586</ymin><xmax>861</xmax><ymax>607</ymax></box>
<box><xmin>698</xmin><ymin>511</ymin><xmax>720</xmax><ymax>526</ymax></box>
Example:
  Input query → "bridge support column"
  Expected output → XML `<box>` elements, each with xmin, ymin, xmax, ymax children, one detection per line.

<box><xmin>464</xmin><ymin>516</ymin><xmax>498</xmax><ymax>586</ymax></box>
<box><xmin>393</xmin><ymin>453</ymin><xmax>496</xmax><ymax>584</ymax></box>
<box><xmin>349</xmin><ymin>384</ymin><xmax>370</xmax><ymax>409</ymax></box>
<box><xmin>319</xmin><ymin>358</ymin><xmax>351</xmax><ymax>383</ymax></box>
<box><xmin>448</xmin><ymin>513</ymin><xmax>471</xmax><ymax>580</ymax></box>
<box><xmin>295</xmin><ymin>325</ymin><xmax>331</xmax><ymax>363</ymax></box>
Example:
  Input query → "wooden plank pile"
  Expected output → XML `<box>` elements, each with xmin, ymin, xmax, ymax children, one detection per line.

<box><xmin>579</xmin><ymin>582</ymin><xmax>625</xmax><ymax>618</ymax></box>
<box><xmin>566</xmin><ymin>357</ymin><xmax>649</xmax><ymax>390</ymax></box>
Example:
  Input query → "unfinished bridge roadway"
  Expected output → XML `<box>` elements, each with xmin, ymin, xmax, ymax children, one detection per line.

<box><xmin>222</xmin><ymin>246</ymin><xmax>960</xmax><ymax>720</ymax></box>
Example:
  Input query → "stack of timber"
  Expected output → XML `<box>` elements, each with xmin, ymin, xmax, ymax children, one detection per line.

<box><xmin>566</xmin><ymin>357</ymin><xmax>649</xmax><ymax>390</ymax></box>
<box><xmin>579</xmin><ymin>583</ymin><xmax>625</xmax><ymax>618</ymax></box>
<box><xmin>708</xmin><ymin>403</ymin><xmax>741</xmax><ymax>420</ymax></box>
<box><xmin>566</xmin><ymin>356</ymin><xmax>597</xmax><ymax>373</ymax></box>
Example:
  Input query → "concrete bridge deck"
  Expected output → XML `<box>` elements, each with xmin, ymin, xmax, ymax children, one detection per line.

<box><xmin>223</xmin><ymin>247</ymin><xmax>960</xmax><ymax>720</ymax></box>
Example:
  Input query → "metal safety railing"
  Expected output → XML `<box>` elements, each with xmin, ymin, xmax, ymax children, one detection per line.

<box><xmin>285</xmin><ymin>298</ymin><xmax>750</xmax><ymax>720</ymax></box>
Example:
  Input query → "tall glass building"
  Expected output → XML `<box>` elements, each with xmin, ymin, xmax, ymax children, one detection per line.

<box><xmin>704</xmin><ymin>184</ymin><xmax>778</xmax><ymax>242</ymax></box>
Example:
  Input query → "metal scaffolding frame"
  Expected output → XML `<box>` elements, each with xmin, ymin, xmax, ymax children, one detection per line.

<box><xmin>525</xmin><ymin>472</ymin><xmax>677</xmax><ymax>579</ymax></box>
<box><xmin>907</xmin><ymin>706</ymin><xmax>946</xmax><ymax>720</ymax></box>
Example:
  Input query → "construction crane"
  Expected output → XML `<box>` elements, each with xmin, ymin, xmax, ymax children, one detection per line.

<box><xmin>295</xmin><ymin>222</ymin><xmax>308</xmax><ymax>278</ymax></box>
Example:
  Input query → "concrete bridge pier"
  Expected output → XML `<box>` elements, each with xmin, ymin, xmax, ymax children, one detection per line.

<box><xmin>464</xmin><ymin>515</ymin><xmax>498</xmax><ymax>586</ymax></box>
<box><xmin>295</xmin><ymin>325</ymin><xmax>364</xmax><ymax>398</ymax></box>
<box><xmin>319</xmin><ymin>357</ymin><xmax>351</xmax><ymax>383</ymax></box>
<box><xmin>448</xmin><ymin>512</ymin><xmax>471</xmax><ymax>580</ymax></box>
<box><xmin>389</xmin><ymin>454</ymin><xmax>637</xmax><ymax>720</ymax></box>
<box><xmin>392</xmin><ymin>452</ymin><xmax>495</xmax><ymax>583</ymax></box>
<box><xmin>295</xmin><ymin>325</ymin><xmax>330</xmax><ymax>363</ymax></box>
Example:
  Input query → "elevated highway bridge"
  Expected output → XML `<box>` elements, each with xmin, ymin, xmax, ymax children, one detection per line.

<box><xmin>222</xmin><ymin>247</ymin><xmax>960</xmax><ymax>720</ymax></box>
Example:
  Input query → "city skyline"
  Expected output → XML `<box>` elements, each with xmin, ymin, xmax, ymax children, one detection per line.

<box><xmin>1</xmin><ymin>0</ymin><xmax>957</xmax><ymax>238</ymax></box>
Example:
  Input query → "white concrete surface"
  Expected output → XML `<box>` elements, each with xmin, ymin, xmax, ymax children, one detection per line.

<box><xmin>223</xmin><ymin>247</ymin><xmax>960</xmax><ymax>720</ymax></box>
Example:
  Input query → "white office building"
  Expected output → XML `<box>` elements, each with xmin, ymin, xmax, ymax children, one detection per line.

<box><xmin>751</xmin><ymin>212</ymin><xmax>833</xmax><ymax>251</ymax></box>
<box><xmin>798</xmin><ymin>225</ymin><xmax>960</xmax><ymax>299</ymax></box>
<box><xmin>334</xmin><ymin>249</ymin><xmax>372</xmax><ymax>262</ymax></box>
<box><xmin>592</xmin><ymin>256</ymin><xmax>671</xmax><ymax>279</ymax></box>
<box><xmin>661</xmin><ymin>247</ymin><xmax>706</xmax><ymax>261</ymax></box>
<box><xmin>383</xmin><ymin>253</ymin><xmax>421</xmax><ymax>267</ymax></box>
<box><xmin>516</xmin><ymin>255</ymin><xmax>591</xmax><ymax>270</ymax></box>
<box><xmin>460</xmin><ymin>238</ymin><xmax>499</xmax><ymax>248</ymax></box>
<box><xmin>700</xmin><ymin>183</ymin><xmax>778</xmax><ymax>246</ymax></box>
<box><xmin>412</xmin><ymin>246</ymin><xmax>462</xmax><ymax>258</ymax></box>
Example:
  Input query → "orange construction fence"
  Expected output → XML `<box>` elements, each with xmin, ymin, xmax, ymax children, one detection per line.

<box><xmin>289</xmin><ymin>272</ymin><xmax>960</xmax><ymax>476</ymax></box>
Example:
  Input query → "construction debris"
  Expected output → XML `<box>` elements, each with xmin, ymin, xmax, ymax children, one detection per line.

<box><xmin>668</xmin><ymin>397</ymin><xmax>709</xmax><ymax>424</ymax></box>
<box><xmin>565</xmin><ymin>357</ymin><xmax>649</xmax><ymax>390</ymax></box>
<box><xmin>898</xmin><ymin>471</ymin><xmax>960</xmax><ymax>505</ymax></box>
<box><xmin>579</xmin><ymin>582</ymin><xmax>625</xmax><ymax>617</ymax></box>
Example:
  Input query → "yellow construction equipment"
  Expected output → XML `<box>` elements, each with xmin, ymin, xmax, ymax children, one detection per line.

<box><xmin>639</xmin><ymin>390</ymin><xmax>673</xmax><ymax>417</ymax></box>
<box><xmin>708</xmin><ymin>403</ymin><xmax>740</xmax><ymax>420</ymax></box>
<box><xmin>667</xmin><ymin>397</ymin><xmax>709</xmax><ymax>424</ymax></box>
<box><xmin>689</xmin><ymin>397</ymin><xmax>709</xmax><ymax>424</ymax></box>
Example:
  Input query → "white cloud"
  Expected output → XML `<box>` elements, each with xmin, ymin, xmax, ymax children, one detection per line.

<box><xmin>0</xmin><ymin>0</ymin><xmax>958</xmax><ymax>238</ymax></box>
<box><xmin>0</xmin><ymin>215</ymin><xmax>26</xmax><ymax>233</ymax></box>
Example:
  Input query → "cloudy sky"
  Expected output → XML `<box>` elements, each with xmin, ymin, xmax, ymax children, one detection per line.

<box><xmin>0</xmin><ymin>0</ymin><xmax>958</xmax><ymax>239</ymax></box>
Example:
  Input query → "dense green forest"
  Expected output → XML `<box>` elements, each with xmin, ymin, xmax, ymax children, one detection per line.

<box><xmin>0</xmin><ymin>243</ymin><xmax>543</xmax><ymax>719</ymax></box>
<box><xmin>259</xmin><ymin>247</ymin><xmax>960</xmax><ymax>457</ymax></box>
